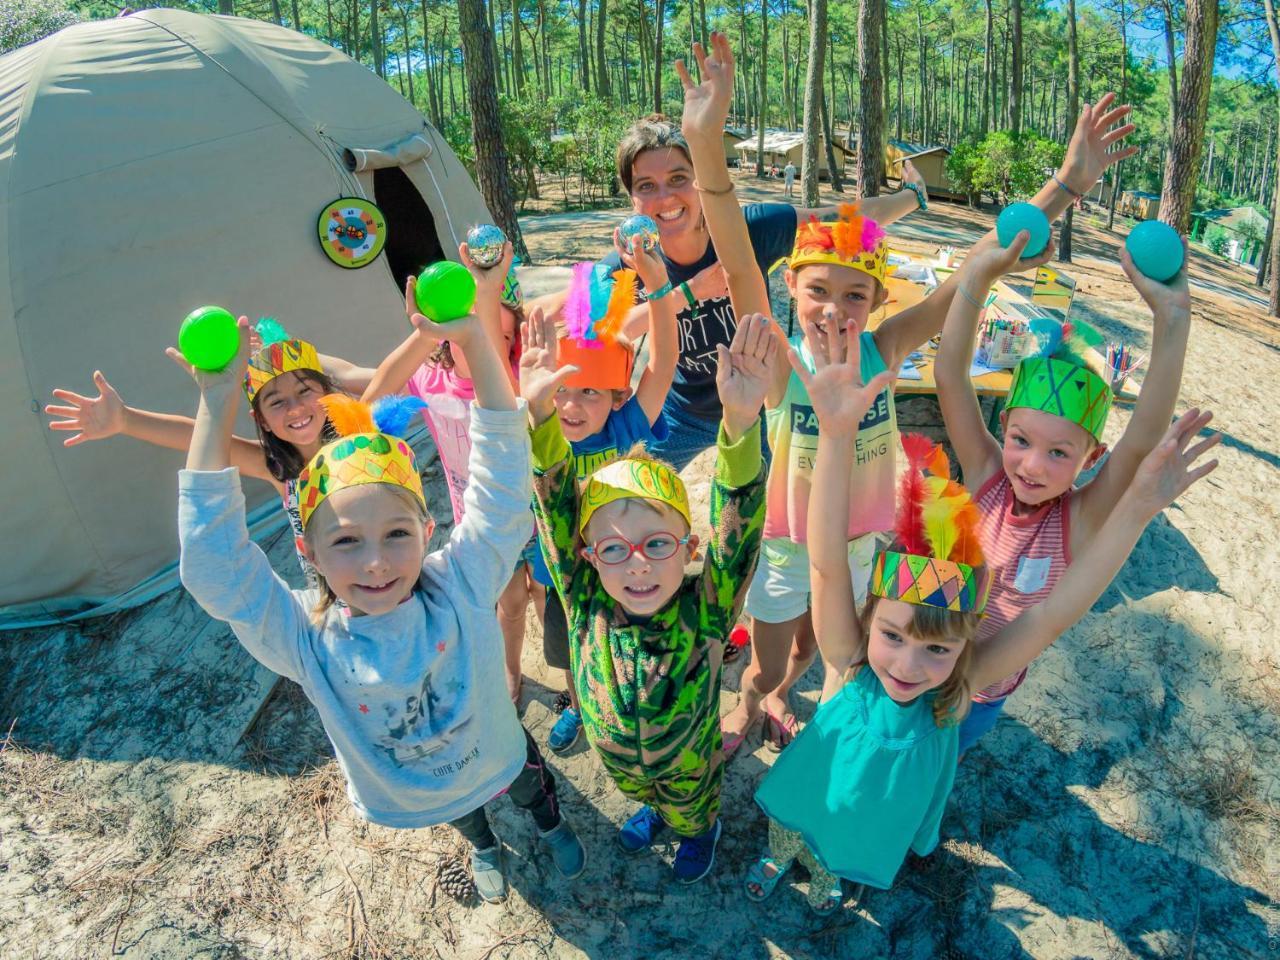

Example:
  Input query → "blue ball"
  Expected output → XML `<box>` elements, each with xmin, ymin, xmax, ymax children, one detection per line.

<box><xmin>1125</xmin><ymin>220</ymin><xmax>1184</xmax><ymax>283</ymax></box>
<box><xmin>996</xmin><ymin>202</ymin><xmax>1051</xmax><ymax>258</ymax></box>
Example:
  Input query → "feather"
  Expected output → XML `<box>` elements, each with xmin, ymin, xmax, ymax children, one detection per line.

<box><xmin>831</xmin><ymin>203</ymin><xmax>865</xmax><ymax>261</ymax></box>
<box><xmin>564</xmin><ymin>262</ymin><xmax>594</xmax><ymax>342</ymax></box>
<box><xmin>861</xmin><ymin>215</ymin><xmax>886</xmax><ymax>253</ymax></box>
<box><xmin>793</xmin><ymin>216</ymin><xmax>834</xmax><ymax>255</ymax></box>
<box><xmin>319</xmin><ymin>394</ymin><xmax>375</xmax><ymax>437</ymax></box>
<box><xmin>597</xmin><ymin>268</ymin><xmax>636</xmax><ymax>343</ymax></box>
<box><xmin>894</xmin><ymin>464</ymin><xmax>929</xmax><ymax>556</ymax></box>
<box><xmin>255</xmin><ymin>317</ymin><xmax>290</xmax><ymax>347</ymax></box>
<box><xmin>1057</xmin><ymin>317</ymin><xmax>1105</xmax><ymax>371</ymax></box>
<box><xmin>587</xmin><ymin>262</ymin><xmax>615</xmax><ymax>325</ymax></box>
<box><xmin>900</xmin><ymin>432</ymin><xmax>940</xmax><ymax>471</ymax></box>
<box><xmin>371</xmin><ymin>395</ymin><xmax>428</xmax><ymax>438</ymax></box>
<box><xmin>921</xmin><ymin>476</ymin><xmax>968</xmax><ymax>560</ymax></box>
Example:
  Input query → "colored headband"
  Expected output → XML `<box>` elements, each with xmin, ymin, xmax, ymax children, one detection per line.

<box><xmin>243</xmin><ymin>317</ymin><xmax>322</xmax><ymax>403</ymax></box>
<box><xmin>786</xmin><ymin>203</ymin><xmax>891</xmax><ymax>286</ymax></box>
<box><xmin>296</xmin><ymin>395</ymin><xmax>428</xmax><ymax>530</ymax></box>
<box><xmin>560</xmin><ymin>261</ymin><xmax>638</xmax><ymax>390</ymax></box>
<box><xmin>579</xmin><ymin>456</ymin><xmax>691</xmax><ymax>534</ymax></box>
<box><xmin>870</xmin><ymin>434</ymin><xmax>990</xmax><ymax>614</ymax></box>
<box><xmin>1006</xmin><ymin>320</ymin><xmax>1114</xmax><ymax>442</ymax></box>
<box><xmin>501</xmin><ymin>264</ymin><xmax>523</xmax><ymax>311</ymax></box>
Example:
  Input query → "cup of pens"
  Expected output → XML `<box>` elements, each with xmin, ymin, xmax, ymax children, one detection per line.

<box><xmin>1105</xmin><ymin>341</ymin><xmax>1145</xmax><ymax>392</ymax></box>
<box><xmin>977</xmin><ymin>317</ymin><xmax>1034</xmax><ymax>368</ymax></box>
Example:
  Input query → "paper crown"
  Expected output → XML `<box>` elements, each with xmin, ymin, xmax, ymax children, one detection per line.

<box><xmin>559</xmin><ymin>261</ymin><xmax>638</xmax><ymax>390</ymax></box>
<box><xmin>1007</xmin><ymin>320</ymin><xmax>1113</xmax><ymax>441</ymax></box>
<box><xmin>870</xmin><ymin>434</ymin><xmax>990</xmax><ymax>614</ymax></box>
<box><xmin>501</xmin><ymin>264</ymin><xmax>523</xmax><ymax>311</ymax></box>
<box><xmin>579</xmin><ymin>456</ymin><xmax>691</xmax><ymax>534</ymax></box>
<box><xmin>787</xmin><ymin>204</ymin><xmax>891</xmax><ymax>285</ymax></box>
<box><xmin>243</xmin><ymin>318</ymin><xmax>322</xmax><ymax>403</ymax></box>
<box><xmin>296</xmin><ymin>395</ymin><xmax>428</xmax><ymax>530</ymax></box>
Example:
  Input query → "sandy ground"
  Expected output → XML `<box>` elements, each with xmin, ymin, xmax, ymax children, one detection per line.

<box><xmin>3</xmin><ymin>177</ymin><xmax>1278</xmax><ymax>959</ymax></box>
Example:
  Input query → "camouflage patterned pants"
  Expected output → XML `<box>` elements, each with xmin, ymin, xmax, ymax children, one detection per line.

<box><xmin>598</xmin><ymin>743</ymin><xmax>724</xmax><ymax>837</ymax></box>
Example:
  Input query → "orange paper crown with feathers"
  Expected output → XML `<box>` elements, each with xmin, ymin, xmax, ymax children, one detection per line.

<box><xmin>870</xmin><ymin>434</ymin><xmax>990</xmax><ymax>614</ymax></box>
<box><xmin>295</xmin><ymin>394</ymin><xmax>428</xmax><ymax>530</ymax></box>
<box><xmin>786</xmin><ymin>203</ymin><xmax>891</xmax><ymax>285</ymax></box>
<box><xmin>559</xmin><ymin>261</ymin><xmax>637</xmax><ymax>390</ymax></box>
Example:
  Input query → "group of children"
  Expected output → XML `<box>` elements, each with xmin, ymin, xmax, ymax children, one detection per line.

<box><xmin>45</xmin><ymin>33</ymin><xmax>1218</xmax><ymax>915</ymax></box>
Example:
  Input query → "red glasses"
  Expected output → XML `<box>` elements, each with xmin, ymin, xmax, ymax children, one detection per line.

<box><xmin>583</xmin><ymin>533</ymin><xmax>690</xmax><ymax>565</ymax></box>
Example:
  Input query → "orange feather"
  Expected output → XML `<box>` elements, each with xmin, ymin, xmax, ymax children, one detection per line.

<box><xmin>319</xmin><ymin>394</ymin><xmax>375</xmax><ymax>437</ymax></box>
<box><xmin>597</xmin><ymin>268</ymin><xmax>636</xmax><ymax>343</ymax></box>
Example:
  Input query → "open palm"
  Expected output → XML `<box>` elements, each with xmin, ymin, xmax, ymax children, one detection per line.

<box><xmin>519</xmin><ymin>308</ymin><xmax>574</xmax><ymax>423</ymax></box>
<box><xmin>1063</xmin><ymin>92</ymin><xmax>1139</xmax><ymax>187</ymax></box>
<box><xmin>45</xmin><ymin>371</ymin><xmax>126</xmax><ymax>446</ymax></box>
<box><xmin>716</xmin><ymin>312</ymin><xmax>776</xmax><ymax>437</ymax></box>
<box><xmin>1127</xmin><ymin>408</ymin><xmax>1220</xmax><ymax>519</ymax></box>
<box><xmin>791</xmin><ymin>312</ymin><xmax>896</xmax><ymax>438</ymax></box>
<box><xmin>675</xmin><ymin>32</ymin><xmax>734</xmax><ymax>139</ymax></box>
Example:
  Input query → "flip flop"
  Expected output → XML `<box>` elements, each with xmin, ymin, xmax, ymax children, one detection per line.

<box><xmin>720</xmin><ymin>713</ymin><xmax>760</xmax><ymax>761</ymax></box>
<box><xmin>764</xmin><ymin>709</ymin><xmax>800</xmax><ymax>753</ymax></box>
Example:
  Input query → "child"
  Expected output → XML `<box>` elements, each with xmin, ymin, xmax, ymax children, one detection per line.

<box><xmin>745</xmin><ymin>325</ymin><xmax>1218</xmax><ymax>912</ymax></box>
<box><xmin>44</xmin><ymin>322</ymin><xmax>364</xmax><ymax>585</ymax></box>
<box><xmin>361</xmin><ymin>244</ymin><xmax>539</xmax><ymax>706</ymax></box>
<box><xmin>522</xmin><ymin>308</ymin><xmax>775</xmax><ymax>884</ymax></box>
<box><xmin>177</xmin><ymin>312</ymin><xmax>585</xmax><ymax>906</ymax></box>
<box><xmin>534</xmin><ymin>233</ymin><xmax>680</xmax><ymax>754</ymax></box>
<box><xmin>935</xmin><ymin>222</ymin><xmax>1192</xmax><ymax>753</ymax></box>
<box><xmin>675</xmin><ymin>33</ymin><xmax>1138</xmax><ymax>755</ymax></box>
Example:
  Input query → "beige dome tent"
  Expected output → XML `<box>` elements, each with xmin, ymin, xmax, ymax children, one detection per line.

<box><xmin>0</xmin><ymin>9</ymin><xmax>490</xmax><ymax>625</ymax></box>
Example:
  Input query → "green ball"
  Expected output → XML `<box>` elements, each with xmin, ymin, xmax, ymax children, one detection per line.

<box><xmin>415</xmin><ymin>261</ymin><xmax>477</xmax><ymax>323</ymax></box>
<box><xmin>995</xmin><ymin>202</ymin><xmax>1051</xmax><ymax>258</ymax></box>
<box><xmin>1125</xmin><ymin>220</ymin><xmax>1184</xmax><ymax>283</ymax></box>
<box><xmin>179</xmin><ymin>306</ymin><xmax>239</xmax><ymax>371</ymax></box>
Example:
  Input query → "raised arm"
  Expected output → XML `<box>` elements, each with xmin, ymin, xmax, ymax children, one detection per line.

<box><xmin>675</xmin><ymin>34</ymin><xmax>772</xmax><ymax>321</ymax></box>
<box><xmin>462</xmin><ymin>240</ymin><xmax>521</xmax><ymax>391</ymax></box>
<box><xmin>797</xmin><ymin>159</ymin><xmax>927</xmax><ymax>227</ymax></box>
<box><xmin>318</xmin><ymin>353</ymin><xmax>377</xmax><ymax>396</ymax></box>
<box><xmin>933</xmin><ymin>230</ymin><xmax>1053</xmax><ymax>486</ymax></box>
<box><xmin>361</xmin><ymin>277</ymin><xmax>448</xmax><ymax>403</ymax></box>
<box><xmin>970</xmin><ymin>410</ymin><xmax>1219</xmax><ymax>691</ymax></box>
<box><xmin>1073</xmin><ymin>240</ymin><xmax>1192</xmax><ymax>541</ymax></box>
<box><xmin>624</xmin><ymin>235</ymin><xmax>680</xmax><ymax>425</ymax></box>
<box><xmin>798</xmin><ymin>313</ymin><xmax>897</xmax><ymax>688</ymax></box>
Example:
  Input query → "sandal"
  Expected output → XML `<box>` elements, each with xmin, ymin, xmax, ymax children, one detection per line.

<box><xmin>764</xmin><ymin>708</ymin><xmax>800</xmax><ymax>753</ymax></box>
<box><xmin>808</xmin><ymin>880</ymin><xmax>843</xmax><ymax>915</ymax></box>
<box><xmin>720</xmin><ymin>712</ymin><xmax>760</xmax><ymax>761</ymax></box>
<box><xmin>744</xmin><ymin>856</ymin><xmax>789</xmax><ymax>902</ymax></box>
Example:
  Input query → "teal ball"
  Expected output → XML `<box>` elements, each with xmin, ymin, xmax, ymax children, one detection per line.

<box><xmin>415</xmin><ymin>261</ymin><xmax>477</xmax><ymax>323</ymax></box>
<box><xmin>1125</xmin><ymin>220</ymin><xmax>1184</xmax><ymax>283</ymax></box>
<box><xmin>996</xmin><ymin>202</ymin><xmax>1051</xmax><ymax>258</ymax></box>
<box><xmin>179</xmin><ymin>306</ymin><xmax>239</xmax><ymax>372</ymax></box>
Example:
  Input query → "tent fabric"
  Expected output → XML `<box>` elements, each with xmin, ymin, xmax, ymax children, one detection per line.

<box><xmin>0</xmin><ymin>9</ymin><xmax>490</xmax><ymax>626</ymax></box>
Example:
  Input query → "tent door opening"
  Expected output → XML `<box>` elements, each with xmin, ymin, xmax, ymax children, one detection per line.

<box><xmin>374</xmin><ymin>166</ymin><xmax>445</xmax><ymax>291</ymax></box>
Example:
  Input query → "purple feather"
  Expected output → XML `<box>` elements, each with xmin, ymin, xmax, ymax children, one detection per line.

<box><xmin>564</xmin><ymin>262</ymin><xmax>594</xmax><ymax>342</ymax></box>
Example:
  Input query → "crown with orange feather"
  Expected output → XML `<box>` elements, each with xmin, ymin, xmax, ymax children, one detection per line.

<box><xmin>870</xmin><ymin>434</ymin><xmax>990</xmax><ymax>614</ymax></box>
<box><xmin>295</xmin><ymin>395</ymin><xmax>428</xmax><ymax>530</ymax></box>
<box><xmin>786</xmin><ymin>203</ymin><xmax>891</xmax><ymax>285</ymax></box>
<box><xmin>558</xmin><ymin>261</ymin><xmax>638</xmax><ymax>390</ymax></box>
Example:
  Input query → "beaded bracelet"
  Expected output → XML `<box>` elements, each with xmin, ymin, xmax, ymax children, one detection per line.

<box><xmin>1053</xmin><ymin>174</ymin><xmax>1083</xmax><ymax>199</ymax></box>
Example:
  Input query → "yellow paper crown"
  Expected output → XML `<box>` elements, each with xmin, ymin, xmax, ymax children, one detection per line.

<box><xmin>296</xmin><ymin>396</ymin><xmax>426</xmax><ymax>530</ymax></box>
<box><xmin>243</xmin><ymin>338</ymin><xmax>322</xmax><ymax>403</ymax></box>
<box><xmin>579</xmin><ymin>456</ymin><xmax>691</xmax><ymax>534</ymax></box>
<box><xmin>786</xmin><ymin>203</ymin><xmax>890</xmax><ymax>285</ymax></box>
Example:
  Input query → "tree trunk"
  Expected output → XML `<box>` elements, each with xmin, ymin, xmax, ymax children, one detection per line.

<box><xmin>291</xmin><ymin>0</ymin><xmax>301</xmax><ymax>30</ymax></box>
<box><xmin>596</xmin><ymin>0</ymin><xmax>610</xmax><ymax>96</ymax></box>
<box><xmin>510</xmin><ymin>0</ymin><xmax>525</xmax><ymax>95</ymax></box>
<box><xmin>1161</xmin><ymin>0</ymin><xmax>1179</xmax><ymax>132</ymax></box>
<box><xmin>577</xmin><ymin>0</ymin><xmax>592</xmax><ymax>95</ymax></box>
<box><xmin>653</xmin><ymin>0</ymin><xmax>665</xmax><ymax>112</ymax></box>
<box><xmin>370</xmin><ymin>0</ymin><xmax>383</xmax><ymax>77</ymax></box>
<box><xmin>219</xmin><ymin>0</ymin><xmax>235</xmax><ymax>15</ymax></box>
<box><xmin>822</xmin><ymin>35</ymin><xmax>843</xmax><ymax>191</ymax></box>
<box><xmin>1260</xmin><ymin>0</ymin><xmax>1280</xmax><ymax>310</ymax></box>
<box><xmin>1159</xmin><ymin>0</ymin><xmax>1218</xmax><ymax>233</ymax></box>
<box><xmin>757</xmin><ymin>0</ymin><xmax>769</xmax><ymax>176</ymax></box>
<box><xmin>269</xmin><ymin>0</ymin><xmax>283</xmax><ymax>26</ymax></box>
<box><xmin>401</xmin><ymin>7</ymin><xmax>415</xmax><ymax>104</ymax></box>
<box><xmin>456</xmin><ymin>0</ymin><xmax>530</xmax><ymax>260</ymax></box>
<box><xmin>1010</xmin><ymin>0</ymin><xmax>1022</xmax><ymax>135</ymax></box>
<box><xmin>981</xmin><ymin>0</ymin><xmax>993</xmax><ymax>135</ymax></box>
<box><xmin>857</xmin><ymin>0</ymin><xmax>885</xmax><ymax>198</ymax></box>
<box><xmin>1060</xmin><ymin>0</ymin><xmax>1079</xmax><ymax>262</ymax></box>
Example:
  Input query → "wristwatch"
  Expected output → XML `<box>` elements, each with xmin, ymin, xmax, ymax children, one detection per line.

<box><xmin>903</xmin><ymin>181</ymin><xmax>928</xmax><ymax>211</ymax></box>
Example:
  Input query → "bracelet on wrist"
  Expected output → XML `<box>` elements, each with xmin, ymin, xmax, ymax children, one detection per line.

<box><xmin>1053</xmin><ymin>174</ymin><xmax>1083</xmax><ymax>199</ymax></box>
<box><xmin>903</xmin><ymin>182</ymin><xmax>928</xmax><ymax>211</ymax></box>
<box><xmin>679</xmin><ymin>281</ymin><xmax>696</xmax><ymax>307</ymax></box>
<box><xmin>693</xmin><ymin>179</ymin><xmax>735</xmax><ymax>196</ymax></box>
<box><xmin>646</xmin><ymin>280</ymin><xmax>676</xmax><ymax>302</ymax></box>
<box><xmin>956</xmin><ymin>283</ymin><xmax>985</xmax><ymax>310</ymax></box>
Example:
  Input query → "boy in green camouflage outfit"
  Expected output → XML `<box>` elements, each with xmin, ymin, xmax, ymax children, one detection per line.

<box><xmin>519</xmin><ymin>309</ymin><xmax>775</xmax><ymax>884</ymax></box>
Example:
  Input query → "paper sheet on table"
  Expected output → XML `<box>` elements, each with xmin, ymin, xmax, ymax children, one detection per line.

<box><xmin>897</xmin><ymin>356</ymin><xmax>923</xmax><ymax>380</ymax></box>
<box><xmin>969</xmin><ymin>356</ymin><xmax>1006</xmax><ymax>378</ymax></box>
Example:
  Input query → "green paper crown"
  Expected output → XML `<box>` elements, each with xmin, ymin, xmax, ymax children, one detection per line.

<box><xmin>1007</xmin><ymin>355</ymin><xmax>1113</xmax><ymax>442</ymax></box>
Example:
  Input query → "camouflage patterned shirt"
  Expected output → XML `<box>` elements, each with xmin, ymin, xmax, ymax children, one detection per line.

<box><xmin>530</xmin><ymin>414</ymin><xmax>766</xmax><ymax>778</ymax></box>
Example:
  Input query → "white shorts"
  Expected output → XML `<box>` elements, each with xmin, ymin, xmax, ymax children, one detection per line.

<box><xmin>745</xmin><ymin>532</ymin><xmax>880</xmax><ymax>624</ymax></box>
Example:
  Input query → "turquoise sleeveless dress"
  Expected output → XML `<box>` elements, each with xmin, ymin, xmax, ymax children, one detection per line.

<box><xmin>754</xmin><ymin>665</ymin><xmax>959</xmax><ymax>889</ymax></box>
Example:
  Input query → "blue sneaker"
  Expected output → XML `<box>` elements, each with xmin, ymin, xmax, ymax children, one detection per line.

<box><xmin>539</xmin><ymin>820</ymin><xmax>586</xmax><ymax>879</ymax></box>
<box><xmin>548</xmin><ymin>707</ymin><xmax>582</xmax><ymax>754</ymax></box>
<box><xmin>617</xmin><ymin>805</ymin><xmax>666</xmax><ymax>854</ymax></box>
<box><xmin>673</xmin><ymin>820</ymin><xmax>722</xmax><ymax>884</ymax></box>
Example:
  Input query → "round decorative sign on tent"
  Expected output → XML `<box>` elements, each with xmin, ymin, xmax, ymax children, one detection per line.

<box><xmin>317</xmin><ymin>197</ymin><xmax>387</xmax><ymax>268</ymax></box>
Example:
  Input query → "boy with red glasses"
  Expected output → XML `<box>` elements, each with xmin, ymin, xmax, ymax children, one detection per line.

<box><xmin>520</xmin><ymin>308</ymin><xmax>773</xmax><ymax>884</ymax></box>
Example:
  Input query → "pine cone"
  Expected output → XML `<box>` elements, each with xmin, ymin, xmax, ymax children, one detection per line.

<box><xmin>553</xmin><ymin>691</ymin><xmax>572</xmax><ymax>714</ymax></box>
<box><xmin>437</xmin><ymin>858</ymin><xmax>475</xmax><ymax>902</ymax></box>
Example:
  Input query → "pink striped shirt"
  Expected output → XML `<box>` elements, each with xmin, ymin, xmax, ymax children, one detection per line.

<box><xmin>971</xmin><ymin>470</ymin><xmax>1073</xmax><ymax>702</ymax></box>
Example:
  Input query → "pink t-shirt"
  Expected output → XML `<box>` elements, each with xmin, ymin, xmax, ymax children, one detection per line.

<box><xmin>763</xmin><ymin>332</ymin><xmax>897</xmax><ymax>544</ymax></box>
<box><xmin>971</xmin><ymin>470</ymin><xmax>1073</xmax><ymax>702</ymax></box>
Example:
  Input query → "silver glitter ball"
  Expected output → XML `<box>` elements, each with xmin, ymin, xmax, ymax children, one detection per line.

<box><xmin>618</xmin><ymin>214</ymin><xmax>660</xmax><ymax>255</ymax></box>
<box><xmin>466</xmin><ymin>224</ymin><xmax>507</xmax><ymax>269</ymax></box>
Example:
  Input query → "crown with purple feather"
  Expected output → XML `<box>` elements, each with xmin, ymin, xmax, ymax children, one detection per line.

<box><xmin>296</xmin><ymin>395</ymin><xmax>429</xmax><ymax>530</ymax></box>
<box><xmin>558</xmin><ymin>261</ymin><xmax>637</xmax><ymax>390</ymax></box>
<box><xmin>787</xmin><ymin>203</ymin><xmax>891</xmax><ymax>286</ymax></box>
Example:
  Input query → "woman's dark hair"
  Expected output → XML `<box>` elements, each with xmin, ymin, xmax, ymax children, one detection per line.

<box><xmin>251</xmin><ymin>369</ymin><xmax>339</xmax><ymax>482</ymax></box>
<box><xmin>615</xmin><ymin>114</ymin><xmax>692</xmax><ymax>194</ymax></box>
